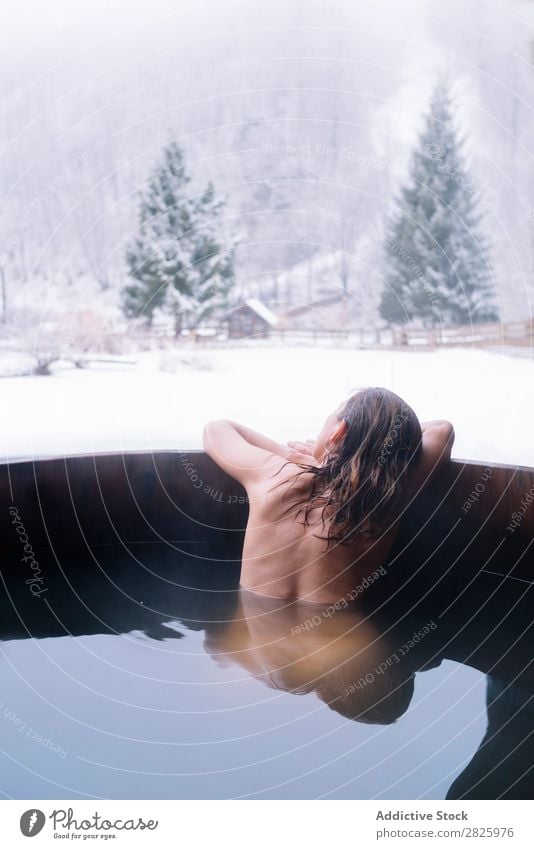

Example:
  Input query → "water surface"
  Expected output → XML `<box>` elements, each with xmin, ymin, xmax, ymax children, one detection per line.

<box><xmin>0</xmin><ymin>543</ymin><xmax>531</xmax><ymax>799</ymax></box>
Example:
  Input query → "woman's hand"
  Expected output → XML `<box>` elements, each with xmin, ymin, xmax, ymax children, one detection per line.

<box><xmin>286</xmin><ymin>439</ymin><xmax>316</xmax><ymax>464</ymax></box>
<box><xmin>409</xmin><ymin>420</ymin><xmax>455</xmax><ymax>494</ymax></box>
<box><xmin>287</xmin><ymin>439</ymin><xmax>315</xmax><ymax>454</ymax></box>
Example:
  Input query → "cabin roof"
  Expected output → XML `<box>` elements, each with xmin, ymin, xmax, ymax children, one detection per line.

<box><xmin>244</xmin><ymin>298</ymin><xmax>279</xmax><ymax>326</ymax></box>
<box><xmin>220</xmin><ymin>298</ymin><xmax>279</xmax><ymax>326</ymax></box>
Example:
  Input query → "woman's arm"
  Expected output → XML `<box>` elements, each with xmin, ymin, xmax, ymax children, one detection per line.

<box><xmin>202</xmin><ymin>420</ymin><xmax>289</xmax><ymax>486</ymax></box>
<box><xmin>227</xmin><ymin>421</ymin><xmax>291</xmax><ymax>459</ymax></box>
<box><xmin>409</xmin><ymin>419</ymin><xmax>455</xmax><ymax>494</ymax></box>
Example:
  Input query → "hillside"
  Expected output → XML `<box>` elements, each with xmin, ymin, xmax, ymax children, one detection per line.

<box><xmin>1</xmin><ymin>0</ymin><xmax>534</xmax><ymax>326</ymax></box>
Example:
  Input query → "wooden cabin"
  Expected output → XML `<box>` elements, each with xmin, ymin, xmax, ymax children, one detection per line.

<box><xmin>221</xmin><ymin>298</ymin><xmax>279</xmax><ymax>340</ymax></box>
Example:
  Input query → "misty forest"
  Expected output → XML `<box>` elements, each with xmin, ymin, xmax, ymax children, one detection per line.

<box><xmin>0</xmin><ymin>0</ymin><xmax>533</xmax><ymax>362</ymax></box>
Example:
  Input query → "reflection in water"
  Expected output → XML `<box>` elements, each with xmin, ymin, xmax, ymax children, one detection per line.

<box><xmin>204</xmin><ymin>587</ymin><xmax>534</xmax><ymax>799</ymax></box>
<box><xmin>205</xmin><ymin>589</ymin><xmax>417</xmax><ymax>726</ymax></box>
<box><xmin>0</xmin><ymin>543</ymin><xmax>532</xmax><ymax>798</ymax></box>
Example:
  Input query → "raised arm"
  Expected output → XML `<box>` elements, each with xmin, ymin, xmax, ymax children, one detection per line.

<box><xmin>202</xmin><ymin>420</ymin><xmax>289</xmax><ymax>486</ymax></box>
<box><xmin>409</xmin><ymin>419</ymin><xmax>455</xmax><ymax>495</ymax></box>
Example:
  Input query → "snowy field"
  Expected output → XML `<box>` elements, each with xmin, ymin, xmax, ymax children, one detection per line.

<box><xmin>1</xmin><ymin>345</ymin><xmax>533</xmax><ymax>468</ymax></box>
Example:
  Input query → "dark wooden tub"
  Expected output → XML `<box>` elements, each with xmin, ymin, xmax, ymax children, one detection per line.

<box><xmin>1</xmin><ymin>449</ymin><xmax>533</xmax><ymax>648</ymax></box>
<box><xmin>2</xmin><ymin>450</ymin><xmax>533</xmax><ymax>586</ymax></box>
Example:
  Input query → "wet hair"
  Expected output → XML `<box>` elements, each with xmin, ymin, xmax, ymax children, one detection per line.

<box><xmin>258</xmin><ymin>641</ymin><xmax>415</xmax><ymax>726</ymax></box>
<box><xmin>289</xmin><ymin>387</ymin><xmax>422</xmax><ymax>545</ymax></box>
<box><xmin>318</xmin><ymin>665</ymin><xmax>415</xmax><ymax>725</ymax></box>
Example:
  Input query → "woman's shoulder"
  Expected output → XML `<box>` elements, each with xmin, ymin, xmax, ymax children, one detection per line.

<box><xmin>246</xmin><ymin>459</ymin><xmax>313</xmax><ymax>510</ymax></box>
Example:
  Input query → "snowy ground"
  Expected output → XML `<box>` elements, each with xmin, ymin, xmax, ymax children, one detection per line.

<box><xmin>1</xmin><ymin>344</ymin><xmax>533</xmax><ymax>467</ymax></box>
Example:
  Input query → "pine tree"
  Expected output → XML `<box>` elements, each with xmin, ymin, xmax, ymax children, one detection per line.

<box><xmin>379</xmin><ymin>81</ymin><xmax>498</xmax><ymax>328</ymax></box>
<box><xmin>122</xmin><ymin>142</ymin><xmax>234</xmax><ymax>333</ymax></box>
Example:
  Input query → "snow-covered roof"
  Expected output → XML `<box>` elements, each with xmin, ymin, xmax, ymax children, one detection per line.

<box><xmin>244</xmin><ymin>298</ymin><xmax>279</xmax><ymax>326</ymax></box>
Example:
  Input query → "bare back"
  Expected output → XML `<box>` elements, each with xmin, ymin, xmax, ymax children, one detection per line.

<box><xmin>203</xmin><ymin>415</ymin><xmax>454</xmax><ymax>605</ymax></box>
<box><xmin>240</xmin><ymin>459</ymin><xmax>400</xmax><ymax>604</ymax></box>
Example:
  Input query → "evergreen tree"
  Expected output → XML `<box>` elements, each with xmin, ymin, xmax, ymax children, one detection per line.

<box><xmin>122</xmin><ymin>142</ymin><xmax>234</xmax><ymax>333</ymax></box>
<box><xmin>379</xmin><ymin>81</ymin><xmax>498</xmax><ymax>328</ymax></box>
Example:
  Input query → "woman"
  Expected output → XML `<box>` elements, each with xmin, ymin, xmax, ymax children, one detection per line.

<box><xmin>203</xmin><ymin>387</ymin><xmax>454</xmax><ymax>604</ymax></box>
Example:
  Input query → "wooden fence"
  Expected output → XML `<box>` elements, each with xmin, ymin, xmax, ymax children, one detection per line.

<box><xmin>390</xmin><ymin>319</ymin><xmax>534</xmax><ymax>349</ymax></box>
<box><xmin>3</xmin><ymin>320</ymin><xmax>532</xmax><ymax>365</ymax></box>
<box><xmin>125</xmin><ymin>319</ymin><xmax>534</xmax><ymax>351</ymax></box>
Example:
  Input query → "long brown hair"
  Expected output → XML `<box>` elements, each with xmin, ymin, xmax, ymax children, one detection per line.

<box><xmin>289</xmin><ymin>387</ymin><xmax>422</xmax><ymax>545</ymax></box>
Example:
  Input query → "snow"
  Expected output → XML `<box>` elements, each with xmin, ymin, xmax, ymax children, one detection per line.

<box><xmin>1</xmin><ymin>345</ymin><xmax>533</xmax><ymax>468</ymax></box>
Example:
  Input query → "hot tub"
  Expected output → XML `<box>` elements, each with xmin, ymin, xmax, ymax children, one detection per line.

<box><xmin>0</xmin><ymin>451</ymin><xmax>532</xmax><ymax>799</ymax></box>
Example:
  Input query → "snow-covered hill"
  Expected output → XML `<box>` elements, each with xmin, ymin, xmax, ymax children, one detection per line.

<box><xmin>1</xmin><ymin>0</ymin><xmax>534</xmax><ymax>325</ymax></box>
